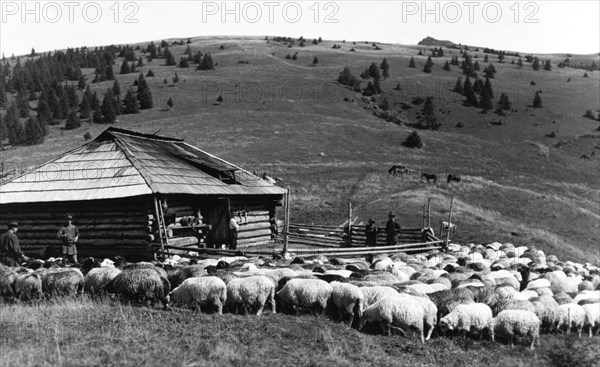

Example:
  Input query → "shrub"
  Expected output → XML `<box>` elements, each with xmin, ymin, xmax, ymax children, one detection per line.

<box><xmin>403</xmin><ymin>131</ymin><xmax>423</xmax><ymax>148</ymax></box>
<box><xmin>84</xmin><ymin>132</ymin><xmax>92</xmax><ymax>140</ymax></box>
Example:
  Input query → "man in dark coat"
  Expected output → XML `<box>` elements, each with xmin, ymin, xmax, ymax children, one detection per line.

<box><xmin>385</xmin><ymin>212</ymin><xmax>401</xmax><ymax>246</ymax></box>
<box><xmin>365</xmin><ymin>218</ymin><xmax>378</xmax><ymax>247</ymax></box>
<box><xmin>58</xmin><ymin>214</ymin><xmax>79</xmax><ymax>264</ymax></box>
<box><xmin>0</xmin><ymin>221</ymin><xmax>27</xmax><ymax>266</ymax></box>
<box><xmin>162</xmin><ymin>200</ymin><xmax>177</xmax><ymax>226</ymax></box>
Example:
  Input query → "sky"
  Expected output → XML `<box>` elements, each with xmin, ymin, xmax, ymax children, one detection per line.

<box><xmin>0</xmin><ymin>0</ymin><xmax>599</xmax><ymax>56</ymax></box>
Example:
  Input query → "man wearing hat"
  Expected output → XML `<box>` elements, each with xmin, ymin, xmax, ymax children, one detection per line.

<box><xmin>0</xmin><ymin>221</ymin><xmax>27</xmax><ymax>266</ymax></box>
<box><xmin>365</xmin><ymin>218</ymin><xmax>378</xmax><ymax>247</ymax></box>
<box><xmin>57</xmin><ymin>214</ymin><xmax>79</xmax><ymax>264</ymax></box>
<box><xmin>385</xmin><ymin>212</ymin><xmax>401</xmax><ymax>246</ymax></box>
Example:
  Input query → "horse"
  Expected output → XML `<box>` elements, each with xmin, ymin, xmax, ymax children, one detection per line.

<box><xmin>388</xmin><ymin>165</ymin><xmax>408</xmax><ymax>176</ymax></box>
<box><xmin>421</xmin><ymin>173</ymin><xmax>437</xmax><ymax>184</ymax></box>
<box><xmin>447</xmin><ymin>174</ymin><xmax>461</xmax><ymax>184</ymax></box>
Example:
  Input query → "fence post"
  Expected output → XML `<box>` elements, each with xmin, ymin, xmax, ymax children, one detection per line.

<box><xmin>427</xmin><ymin>198</ymin><xmax>431</xmax><ymax>228</ymax></box>
<box><xmin>347</xmin><ymin>201</ymin><xmax>352</xmax><ymax>247</ymax></box>
<box><xmin>445</xmin><ymin>196</ymin><xmax>454</xmax><ymax>246</ymax></box>
<box><xmin>283</xmin><ymin>187</ymin><xmax>290</xmax><ymax>255</ymax></box>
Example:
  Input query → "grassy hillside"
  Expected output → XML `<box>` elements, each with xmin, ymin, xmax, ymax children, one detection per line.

<box><xmin>1</xmin><ymin>298</ymin><xmax>598</xmax><ymax>367</ymax></box>
<box><xmin>1</xmin><ymin>36</ymin><xmax>599</xmax><ymax>263</ymax></box>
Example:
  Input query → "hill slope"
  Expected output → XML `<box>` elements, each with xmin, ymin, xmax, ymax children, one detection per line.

<box><xmin>1</xmin><ymin>36</ymin><xmax>599</xmax><ymax>262</ymax></box>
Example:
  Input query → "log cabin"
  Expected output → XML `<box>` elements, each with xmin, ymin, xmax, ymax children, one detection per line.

<box><xmin>0</xmin><ymin>128</ymin><xmax>286</xmax><ymax>260</ymax></box>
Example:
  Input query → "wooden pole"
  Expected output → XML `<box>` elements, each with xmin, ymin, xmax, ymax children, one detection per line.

<box><xmin>427</xmin><ymin>198</ymin><xmax>431</xmax><ymax>228</ymax></box>
<box><xmin>422</xmin><ymin>202</ymin><xmax>426</xmax><ymax>228</ymax></box>
<box><xmin>283</xmin><ymin>187</ymin><xmax>290</xmax><ymax>255</ymax></box>
<box><xmin>153</xmin><ymin>197</ymin><xmax>166</xmax><ymax>260</ymax></box>
<box><xmin>347</xmin><ymin>201</ymin><xmax>352</xmax><ymax>247</ymax></box>
<box><xmin>157</xmin><ymin>198</ymin><xmax>170</xmax><ymax>259</ymax></box>
<box><xmin>445</xmin><ymin>196</ymin><xmax>454</xmax><ymax>246</ymax></box>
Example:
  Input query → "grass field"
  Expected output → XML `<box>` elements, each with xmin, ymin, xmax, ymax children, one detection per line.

<box><xmin>0</xmin><ymin>39</ymin><xmax>599</xmax><ymax>257</ymax></box>
<box><xmin>1</xmin><ymin>297</ymin><xmax>599</xmax><ymax>367</ymax></box>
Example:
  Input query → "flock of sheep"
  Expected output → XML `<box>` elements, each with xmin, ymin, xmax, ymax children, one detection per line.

<box><xmin>1</xmin><ymin>242</ymin><xmax>599</xmax><ymax>350</ymax></box>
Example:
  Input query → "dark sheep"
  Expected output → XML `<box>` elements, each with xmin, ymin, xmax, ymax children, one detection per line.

<box><xmin>41</xmin><ymin>270</ymin><xmax>84</xmax><ymax>298</ymax></box>
<box><xmin>314</xmin><ymin>274</ymin><xmax>347</xmax><ymax>283</ymax></box>
<box><xmin>167</xmin><ymin>265</ymin><xmax>207</xmax><ymax>289</ymax></box>
<box><xmin>106</xmin><ymin>268</ymin><xmax>170</xmax><ymax>309</ymax></box>
<box><xmin>0</xmin><ymin>268</ymin><xmax>17</xmax><ymax>300</ymax></box>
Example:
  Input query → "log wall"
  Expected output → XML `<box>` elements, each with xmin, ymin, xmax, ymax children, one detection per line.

<box><xmin>0</xmin><ymin>196</ymin><xmax>152</xmax><ymax>260</ymax></box>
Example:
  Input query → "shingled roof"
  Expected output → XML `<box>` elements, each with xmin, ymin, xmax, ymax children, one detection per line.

<box><xmin>0</xmin><ymin>127</ymin><xmax>286</xmax><ymax>204</ymax></box>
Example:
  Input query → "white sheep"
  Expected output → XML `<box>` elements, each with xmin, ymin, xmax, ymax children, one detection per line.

<box><xmin>225</xmin><ymin>275</ymin><xmax>275</xmax><ymax>316</ymax></box>
<box><xmin>573</xmin><ymin>290</ymin><xmax>600</xmax><ymax>305</ymax></box>
<box><xmin>492</xmin><ymin>310</ymin><xmax>541</xmax><ymax>350</ymax></box>
<box><xmin>169</xmin><ymin>276</ymin><xmax>227</xmax><ymax>314</ymax></box>
<box><xmin>83</xmin><ymin>267</ymin><xmax>121</xmax><ymax>295</ymax></box>
<box><xmin>330</xmin><ymin>281</ymin><xmax>364</xmax><ymax>326</ymax></box>
<box><xmin>582</xmin><ymin>303</ymin><xmax>600</xmax><ymax>337</ymax></box>
<box><xmin>276</xmin><ymin>278</ymin><xmax>332</xmax><ymax>314</ymax></box>
<box><xmin>361</xmin><ymin>286</ymin><xmax>400</xmax><ymax>307</ymax></box>
<box><xmin>439</xmin><ymin>303</ymin><xmax>494</xmax><ymax>341</ymax></box>
<box><xmin>359</xmin><ymin>296</ymin><xmax>425</xmax><ymax>343</ymax></box>
<box><xmin>557</xmin><ymin>303</ymin><xmax>586</xmax><ymax>337</ymax></box>
<box><xmin>396</xmin><ymin>293</ymin><xmax>438</xmax><ymax>340</ymax></box>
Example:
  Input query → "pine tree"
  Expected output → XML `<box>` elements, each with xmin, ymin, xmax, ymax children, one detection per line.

<box><xmin>443</xmin><ymin>61</ymin><xmax>450</xmax><ymax>71</ymax></box>
<box><xmin>544</xmin><ymin>60</ymin><xmax>551</xmax><ymax>71</ymax></box>
<box><xmin>403</xmin><ymin>131</ymin><xmax>423</xmax><ymax>148</ymax></box>
<box><xmin>197</xmin><ymin>53</ymin><xmax>215</xmax><ymax>70</ymax></box>
<box><xmin>423</xmin><ymin>56</ymin><xmax>433</xmax><ymax>73</ymax></box>
<box><xmin>37</xmin><ymin>99</ymin><xmax>52</xmax><ymax>128</ymax></box>
<box><xmin>6</xmin><ymin>102</ymin><xmax>25</xmax><ymax>146</ymax></box>
<box><xmin>409</xmin><ymin>56</ymin><xmax>416</xmax><ymax>68</ymax></box>
<box><xmin>420</xmin><ymin>96</ymin><xmax>440</xmax><ymax>130</ymax></box>
<box><xmin>130</xmin><ymin>62</ymin><xmax>136</xmax><ymax>73</ymax></box>
<box><xmin>498</xmin><ymin>92</ymin><xmax>511</xmax><ymax>110</ymax></box>
<box><xmin>16</xmin><ymin>88</ymin><xmax>30</xmax><ymax>118</ymax></box>
<box><xmin>122</xmin><ymin>88</ymin><xmax>139</xmax><ymax>114</ymax></box>
<box><xmin>453</xmin><ymin>77</ymin><xmax>463</xmax><ymax>94</ymax></box>
<box><xmin>146</xmin><ymin>69</ymin><xmax>155</xmax><ymax>77</ymax></box>
<box><xmin>105</xmin><ymin>65</ymin><xmax>115</xmax><ymax>80</ymax></box>
<box><xmin>517</xmin><ymin>57</ymin><xmax>523</xmax><ymax>68</ymax></box>
<box><xmin>24</xmin><ymin>117</ymin><xmax>44</xmax><ymax>145</ymax></box>
<box><xmin>380</xmin><ymin>58</ymin><xmax>390</xmax><ymax>79</ymax></box>
<box><xmin>120</xmin><ymin>60</ymin><xmax>131</xmax><ymax>74</ymax></box>
<box><xmin>59</xmin><ymin>92</ymin><xmax>70</xmax><ymax>118</ymax></box>
<box><xmin>77</xmin><ymin>75</ymin><xmax>86</xmax><ymax>90</ymax></box>
<box><xmin>92</xmin><ymin>107</ymin><xmax>102</xmax><ymax>124</ymax></box>
<box><xmin>184</xmin><ymin>45</ymin><xmax>192</xmax><ymax>56</ymax></box>
<box><xmin>533</xmin><ymin>57</ymin><xmax>540</xmax><ymax>71</ymax></box>
<box><xmin>164</xmin><ymin>47</ymin><xmax>176</xmax><ymax>66</ymax></box>
<box><xmin>0</xmin><ymin>81</ymin><xmax>7</xmax><ymax>108</ymax></box>
<box><xmin>532</xmin><ymin>91</ymin><xmax>542</xmax><ymax>108</ymax></box>
<box><xmin>101</xmin><ymin>89</ymin><xmax>117</xmax><ymax>123</ymax></box>
<box><xmin>313</xmin><ymin>57</ymin><xmax>318</xmax><ymax>65</ymax></box>
<box><xmin>79</xmin><ymin>92</ymin><xmax>91</xmax><ymax>119</ymax></box>
<box><xmin>65</xmin><ymin>108</ymin><xmax>81</xmax><ymax>130</ymax></box>
<box><xmin>112</xmin><ymin>80</ymin><xmax>121</xmax><ymax>97</ymax></box>
<box><xmin>473</xmin><ymin>61</ymin><xmax>480</xmax><ymax>71</ymax></box>
<box><xmin>193</xmin><ymin>51</ymin><xmax>203</xmax><ymax>64</ymax></box>
<box><xmin>368</xmin><ymin>62</ymin><xmax>380</xmax><ymax>79</ymax></box>
<box><xmin>463</xmin><ymin>77</ymin><xmax>479</xmax><ymax>107</ymax></box>
<box><xmin>337</xmin><ymin>67</ymin><xmax>358</xmax><ymax>87</ymax></box>
<box><xmin>479</xmin><ymin>88</ymin><xmax>493</xmax><ymax>111</ymax></box>
<box><xmin>484</xmin><ymin>54</ymin><xmax>489</xmax><ymax>62</ymax></box>
<box><xmin>167</xmin><ymin>97</ymin><xmax>174</xmax><ymax>110</ymax></box>
<box><xmin>179</xmin><ymin>57</ymin><xmax>190</xmax><ymax>68</ymax></box>
<box><xmin>136</xmin><ymin>73</ymin><xmax>153</xmax><ymax>109</ymax></box>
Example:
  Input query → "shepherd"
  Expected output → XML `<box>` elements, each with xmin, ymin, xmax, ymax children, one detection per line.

<box><xmin>365</xmin><ymin>218</ymin><xmax>378</xmax><ymax>247</ymax></box>
<box><xmin>0</xmin><ymin>221</ymin><xmax>28</xmax><ymax>266</ymax></box>
<box><xmin>385</xmin><ymin>212</ymin><xmax>401</xmax><ymax>246</ymax></box>
<box><xmin>57</xmin><ymin>214</ymin><xmax>79</xmax><ymax>264</ymax></box>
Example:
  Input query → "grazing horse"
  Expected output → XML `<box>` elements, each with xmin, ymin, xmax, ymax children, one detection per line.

<box><xmin>388</xmin><ymin>165</ymin><xmax>408</xmax><ymax>176</ymax></box>
<box><xmin>421</xmin><ymin>173</ymin><xmax>437</xmax><ymax>184</ymax></box>
<box><xmin>447</xmin><ymin>174</ymin><xmax>461</xmax><ymax>184</ymax></box>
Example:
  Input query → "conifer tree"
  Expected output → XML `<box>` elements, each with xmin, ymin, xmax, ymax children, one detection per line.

<box><xmin>533</xmin><ymin>57</ymin><xmax>540</xmax><ymax>71</ymax></box>
<box><xmin>544</xmin><ymin>60</ymin><xmax>551</xmax><ymax>71</ymax></box>
<box><xmin>473</xmin><ymin>61</ymin><xmax>480</xmax><ymax>71</ymax></box>
<box><xmin>0</xmin><ymin>81</ymin><xmax>7</xmax><ymax>108</ymax></box>
<box><xmin>184</xmin><ymin>45</ymin><xmax>192</xmax><ymax>56</ymax></box>
<box><xmin>337</xmin><ymin>66</ymin><xmax>358</xmax><ymax>86</ymax></box>
<box><xmin>16</xmin><ymin>88</ymin><xmax>30</xmax><ymax>118</ymax></box>
<box><xmin>77</xmin><ymin>75</ymin><xmax>86</xmax><ymax>90</ymax></box>
<box><xmin>105</xmin><ymin>65</ymin><xmax>115</xmax><ymax>80</ymax></box>
<box><xmin>197</xmin><ymin>53</ymin><xmax>215</xmax><ymax>70</ymax></box>
<box><xmin>409</xmin><ymin>56</ymin><xmax>416</xmax><ymax>68</ymax></box>
<box><xmin>380</xmin><ymin>58</ymin><xmax>390</xmax><ymax>79</ymax></box>
<box><xmin>146</xmin><ymin>69</ymin><xmax>155</xmax><ymax>77</ymax></box>
<box><xmin>79</xmin><ymin>92</ymin><xmax>91</xmax><ymax>119</ymax></box>
<box><xmin>443</xmin><ymin>61</ymin><xmax>450</xmax><ymax>71</ymax></box>
<box><xmin>498</xmin><ymin>92</ymin><xmax>511</xmax><ymax>110</ymax></box>
<box><xmin>517</xmin><ymin>57</ymin><xmax>523</xmax><ymax>68</ymax></box>
<box><xmin>453</xmin><ymin>77</ymin><xmax>463</xmax><ymax>94</ymax></box>
<box><xmin>6</xmin><ymin>102</ymin><xmax>25</xmax><ymax>146</ymax></box>
<box><xmin>533</xmin><ymin>91</ymin><xmax>542</xmax><ymax>107</ymax></box>
<box><xmin>120</xmin><ymin>60</ymin><xmax>131</xmax><ymax>74</ymax></box>
<box><xmin>59</xmin><ymin>92</ymin><xmax>70</xmax><ymax>118</ymax></box>
<box><xmin>112</xmin><ymin>80</ymin><xmax>121</xmax><ymax>97</ymax></box>
<box><xmin>37</xmin><ymin>99</ymin><xmax>53</xmax><ymax>127</ymax></box>
<box><xmin>65</xmin><ymin>108</ymin><xmax>81</xmax><ymax>130</ymax></box>
<box><xmin>423</xmin><ymin>56</ymin><xmax>433</xmax><ymax>73</ymax></box>
<box><xmin>484</xmin><ymin>54</ymin><xmax>489</xmax><ymax>62</ymax></box>
<box><xmin>130</xmin><ymin>62</ymin><xmax>136</xmax><ymax>73</ymax></box>
<box><xmin>136</xmin><ymin>73</ymin><xmax>153</xmax><ymax>109</ymax></box>
<box><xmin>193</xmin><ymin>51</ymin><xmax>203</xmax><ymax>64</ymax></box>
<box><xmin>164</xmin><ymin>47</ymin><xmax>176</xmax><ymax>66</ymax></box>
<box><xmin>403</xmin><ymin>131</ymin><xmax>423</xmax><ymax>148</ymax></box>
<box><xmin>463</xmin><ymin>77</ymin><xmax>479</xmax><ymax>107</ymax></box>
<box><xmin>484</xmin><ymin>77</ymin><xmax>494</xmax><ymax>99</ymax></box>
<box><xmin>479</xmin><ymin>88</ymin><xmax>493</xmax><ymax>111</ymax></box>
<box><xmin>137</xmin><ymin>57</ymin><xmax>144</xmax><ymax>67</ymax></box>
<box><xmin>122</xmin><ymin>88</ymin><xmax>139</xmax><ymax>114</ymax></box>
<box><xmin>368</xmin><ymin>62</ymin><xmax>380</xmax><ymax>79</ymax></box>
<box><xmin>24</xmin><ymin>116</ymin><xmax>44</xmax><ymax>145</ymax></box>
<box><xmin>101</xmin><ymin>89</ymin><xmax>117</xmax><ymax>123</ymax></box>
<box><xmin>167</xmin><ymin>97</ymin><xmax>174</xmax><ymax>110</ymax></box>
<box><xmin>179</xmin><ymin>57</ymin><xmax>189</xmax><ymax>68</ymax></box>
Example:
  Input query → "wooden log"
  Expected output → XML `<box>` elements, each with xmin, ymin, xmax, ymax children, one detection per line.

<box><xmin>237</xmin><ymin>237</ymin><xmax>272</xmax><ymax>246</ymax></box>
<box><xmin>237</xmin><ymin>222</ymin><xmax>271</xmax><ymax>232</ymax></box>
<box><xmin>237</xmin><ymin>229</ymin><xmax>271</xmax><ymax>240</ymax></box>
<box><xmin>167</xmin><ymin>237</ymin><xmax>199</xmax><ymax>247</ymax></box>
<box><xmin>21</xmin><ymin>239</ymin><xmax>149</xmax><ymax>246</ymax></box>
<box><xmin>289</xmin><ymin>224</ymin><xmax>344</xmax><ymax>231</ymax></box>
<box><xmin>13</xmin><ymin>224</ymin><xmax>147</xmax><ymax>232</ymax></box>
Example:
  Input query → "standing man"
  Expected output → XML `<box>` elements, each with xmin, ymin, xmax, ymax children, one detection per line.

<box><xmin>365</xmin><ymin>218</ymin><xmax>378</xmax><ymax>247</ymax></box>
<box><xmin>161</xmin><ymin>200</ymin><xmax>177</xmax><ymax>226</ymax></box>
<box><xmin>385</xmin><ymin>212</ymin><xmax>401</xmax><ymax>246</ymax></box>
<box><xmin>0</xmin><ymin>221</ymin><xmax>27</xmax><ymax>266</ymax></box>
<box><xmin>228</xmin><ymin>214</ymin><xmax>240</xmax><ymax>250</ymax></box>
<box><xmin>57</xmin><ymin>214</ymin><xmax>79</xmax><ymax>264</ymax></box>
